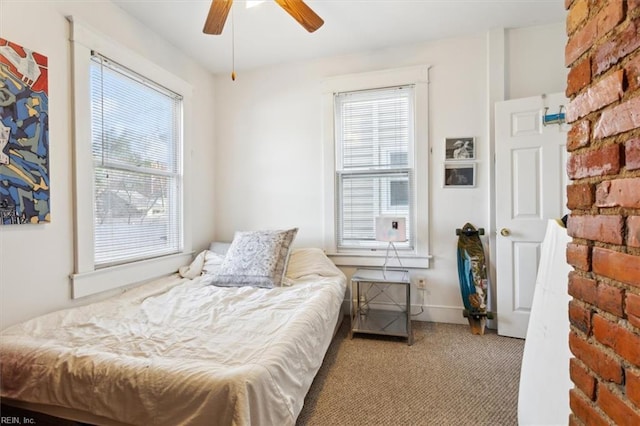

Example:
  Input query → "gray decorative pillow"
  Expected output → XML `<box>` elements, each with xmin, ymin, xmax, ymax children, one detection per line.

<box><xmin>210</xmin><ymin>228</ymin><xmax>298</xmax><ymax>288</ymax></box>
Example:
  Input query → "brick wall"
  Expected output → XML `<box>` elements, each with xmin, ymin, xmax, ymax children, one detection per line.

<box><xmin>565</xmin><ymin>1</ymin><xmax>640</xmax><ymax>425</ymax></box>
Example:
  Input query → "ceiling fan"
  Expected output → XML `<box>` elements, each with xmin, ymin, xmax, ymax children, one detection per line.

<box><xmin>203</xmin><ymin>0</ymin><xmax>324</xmax><ymax>35</ymax></box>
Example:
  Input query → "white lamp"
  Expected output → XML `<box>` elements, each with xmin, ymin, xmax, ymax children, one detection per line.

<box><xmin>375</xmin><ymin>216</ymin><xmax>406</xmax><ymax>276</ymax></box>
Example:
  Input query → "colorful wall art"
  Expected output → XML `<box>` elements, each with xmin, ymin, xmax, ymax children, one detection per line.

<box><xmin>0</xmin><ymin>38</ymin><xmax>50</xmax><ymax>224</ymax></box>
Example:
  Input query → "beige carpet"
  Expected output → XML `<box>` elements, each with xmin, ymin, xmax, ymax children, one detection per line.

<box><xmin>297</xmin><ymin>318</ymin><xmax>524</xmax><ymax>426</ymax></box>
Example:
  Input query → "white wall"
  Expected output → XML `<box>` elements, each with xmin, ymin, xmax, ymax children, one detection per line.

<box><xmin>214</xmin><ymin>23</ymin><xmax>566</xmax><ymax>323</ymax></box>
<box><xmin>0</xmin><ymin>0</ymin><xmax>217</xmax><ymax>328</ymax></box>
<box><xmin>0</xmin><ymin>5</ymin><xmax>565</xmax><ymax>329</ymax></box>
<box><xmin>506</xmin><ymin>23</ymin><xmax>568</xmax><ymax>99</ymax></box>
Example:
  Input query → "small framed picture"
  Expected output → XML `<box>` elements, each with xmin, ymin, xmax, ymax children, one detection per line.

<box><xmin>445</xmin><ymin>137</ymin><xmax>475</xmax><ymax>160</ymax></box>
<box><xmin>444</xmin><ymin>163</ymin><xmax>476</xmax><ymax>187</ymax></box>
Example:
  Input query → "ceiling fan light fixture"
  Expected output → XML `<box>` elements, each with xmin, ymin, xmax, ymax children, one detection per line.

<box><xmin>203</xmin><ymin>0</ymin><xmax>323</xmax><ymax>35</ymax></box>
<box><xmin>201</xmin><ymin>0</ymin><xmax>324</xmax><ymax>80</ymax></box>
<box><xmin>246</xmin><ymin>0</ymin><xmax>267</xmax><ymax>8</ymax></box>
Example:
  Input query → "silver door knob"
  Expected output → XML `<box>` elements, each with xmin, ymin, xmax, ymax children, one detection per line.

<box><xmin>500</xmin><ymin>228</ymin><xmax>511</xmax><ymax>237</ymax></box>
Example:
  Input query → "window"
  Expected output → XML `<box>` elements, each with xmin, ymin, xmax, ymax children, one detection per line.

<box><xmin>335</xmin><ymin>86</ymin><xmax>415</xmax><ymax>250</ymax></box>
<box><xmin>90</xmin><ymin>54</ymin><xmax>183</xmax><ymax>267</ymax></box>
<box><xmin>321</xmin><ymin>65</ymin><xmax>430</xmax><ymax>268</ymax></box>
<box><xmin>69</xmin><ymin>17</ymin><xmax>193</xmax><ymax>298</ymax></box>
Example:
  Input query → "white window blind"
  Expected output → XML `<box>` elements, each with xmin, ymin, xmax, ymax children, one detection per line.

<box><xmin>90</xmin><ymin>53</ymin><xmax>183</xmax><ymax>267</ymax></box>
<box><xmin>335</xmin><ymin>85</ymin><xmax>415</xmax><ymax>250</ymax></box>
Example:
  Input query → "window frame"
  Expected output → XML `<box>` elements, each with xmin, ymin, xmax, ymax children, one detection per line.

<box><xmin>89</xmin><ymin>53</ymin><xmax>184</xmax><ymax>268</ymax></box>
<box><xmin>69</xmin><ymin>17</ymin><xmax>193</xmax><ymax>298</ymax></box>
<box><xmin>334</xmin><ymin>85</ymin><xmax>416</xmax><ymax>252</ymax></box>
<box><xmin>322</xmin><ymin>66</ymin><xmax>431</xmax><ymax>268</ymax></box>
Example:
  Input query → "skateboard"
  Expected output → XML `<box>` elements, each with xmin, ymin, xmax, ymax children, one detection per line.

<box><xmin>456</xmin><ymin>223</ymin><xmax>493</xmax><ymax>335</ymax></box>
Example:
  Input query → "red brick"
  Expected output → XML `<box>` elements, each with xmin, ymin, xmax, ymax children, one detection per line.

<box><xmin>567</xmin><ymin>182</ymin><xmax>594</xmax><ymax>209</ymax></box>
<box><xmin>595</xmin><ymin>1</ymin><xmax>624</xmax><ymax>39</ymax></box>
<box><xmin>566</xmin><ymin>0</ymin><xmax>589</xmax><ymax>35</ymax></box>
<box><xmin>593</xmin><ymin>247</ymin><xmax>640</xmax><ymax>289</ymax></box>
<box><xmin>596</xmin><ymin>282</ymin><xmax>624</xmax><ymax>317</ymax></box>
<box><xmin>596</xmin><ymin>178</ymin><xmax>640</xmax><ymax>208</ymax></box>
<box><xmin>570</xmin><ymin>358</ymin><xmax>597</xmax><ymax>400</ymax></box>
<box><xmin>625</xmin><ymin>55</ymin><xmax>640</xmax><ymax>93</ymax></box>
<box><xmin>626</xmin><ymin>292</ymin><xmax>640</xmax><ymax>331</ymax></box>
<box><xmin>568</xmin><ymin>243</ymin><xmax>592</xmax><ymax>271</ymax></box>
<box><xmin>593</xmin><ymin>18</ymin><xmax>640</xmax><ymax>76</ymax></box>
<box><xmin>627</xmin><ymin>293</ymin><xmax>640</xmax><ymax>319</ymax></box>
<box><xmin>569</xmin><ymin>332</ymin><xmax>624</xmax><ymax>383</ymax></box>
<box><xmin>597</xmin><ymin>384</ymin><xmax>640</xmax><ymax>426</ymax></box>
<box><xmin>568</xmin><ymin>57</ymin><xmax>592</xmax><ymax>97</ymax></box>
<box><xmin>626</xmin><ymin>138</ymin><xmax>640</xmax><ymax>171</ymax></box>
<box><xmin>594</xmin><ymin>96</ymin><xmax>640</xmax><ymax>139</ymax></box>
<box><xmin>570</xmin><ymin>299</ymin><xmax>593</xmax><ymax>334</ymax></box>
<box><xmin>567</xmin><ymin>214</ymin><xmax>624</xmax><ymax>245</ymax></box>
<box><xmin>569</xmin><ymin>271</ymin><xmax>598</xmax><ymax>304</ymax></box>
<box><xmin>567</xmin><ymin>144</ymin><xmax>621</xmax><ymax>179</ymax></box>
<box><xmin>565</xmin><ymin>1</ymin><xmax>624</xmax><ymax>67</ymax></box>
<box><xmin>566</xmin><ymin>18</ymin><xmax>598</xmax><ymax>67</ymax></box>
<box><xmin>570</xmin><ymin>388</ymin><xmax>610</xmax><ymax>426</ymax></box>
<box><xmin>567</xmin><ymin>119</ymin><xmax>591</xmax><ymax>151</ymax></box>
<box><xmin>566</xmin><ymin>70</ymin><xmax>624</xmax><ymax>122</ymax></box>
<box><xmin>628</xmin><ymin>216</ymin><xmax>640</xmax><ymax>248</ymax></box>
<box><xmin>629</xmin><ymin>313</ymin><xmax>640</xmax><ymax>330</ymax></box>
<box><xmin>628</xmin><ymin>369</ymin><xmax>640</xmax><ymax>407</ymax></box>
<box><xmin>593</xmin><ymin>314</ymin><xmax>640</xmax><ymax>365</ymax></box>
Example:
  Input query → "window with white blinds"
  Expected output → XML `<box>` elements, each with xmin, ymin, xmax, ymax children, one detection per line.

<box><xmin>335</xmin><ymin>85</ymin><xmax>415</xmax><ymax>250</ymax></box>
<box><xmin>90</xmin><ymin>53</ymin><xmax>183</xmax><ymax>267</ymax></box>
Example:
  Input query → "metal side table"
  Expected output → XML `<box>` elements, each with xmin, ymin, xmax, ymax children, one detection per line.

<box><xmin>350</xmin><ymin>268</ymin><xmax>412</xmax><ymax>345</ymax></box>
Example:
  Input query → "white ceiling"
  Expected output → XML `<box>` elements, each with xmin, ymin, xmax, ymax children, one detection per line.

<box><xmin>112</xmin><ymin>0</ymin><xmax>566</xmax><ymax>75</ymax></box>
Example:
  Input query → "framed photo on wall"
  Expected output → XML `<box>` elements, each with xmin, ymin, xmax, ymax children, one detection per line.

<box><xmin>445</xmin><ymin>137</ymin><xmax>475</xmax><ymax>161</ymax></box>
<box><xmin>444</xmin><ymin>163</ymin><xmax>476</xmax><ymax>188</ymax></box>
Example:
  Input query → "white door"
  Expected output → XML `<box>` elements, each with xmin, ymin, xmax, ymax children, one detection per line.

<box><xmin>495</xmin><ymin>93</ymin><xmax>569</xmax><ymax>339</ymax></box>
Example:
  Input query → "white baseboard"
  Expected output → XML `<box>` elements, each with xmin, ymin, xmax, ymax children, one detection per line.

<box><xmin>409</xmin><ymin>303</ymin><xmax>468</xmax><ymax>325</ymax></box>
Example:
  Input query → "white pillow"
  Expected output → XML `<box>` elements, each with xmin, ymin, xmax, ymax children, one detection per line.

<box><xmin>178</xmin><ymin>250</ymin><xmax>226</xmax><ymax>279</ymax></box>
<box><xmin>203</xmin><ymin>251</ymin><xmax>226</xmax><ymax>276</ymax></box>
<box><xmin>285</xmin><ymin>248</ymin><xmax>344</xmax><ymax>279</ymax></box>
<box><xmin>209</xmin><ymin>228</ymin><xmax>298</xmax><ymax>288</ymax></box>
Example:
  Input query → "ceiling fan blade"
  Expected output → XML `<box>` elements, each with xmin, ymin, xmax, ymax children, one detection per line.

<box><xmin>274</xmin><ymin>0</ymin><xmax>324</xmax><ymax>33</ymax></box>
<box><xmin>203</xmin><ymin>0</ymin><xmax>233</xmax><ymax>35</ymax></box>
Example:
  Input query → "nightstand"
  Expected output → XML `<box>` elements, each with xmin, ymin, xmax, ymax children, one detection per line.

<box><xmin>349</xmin><ymin>268</ymin><xmax>412</xmax><ymax>345</ymax></box>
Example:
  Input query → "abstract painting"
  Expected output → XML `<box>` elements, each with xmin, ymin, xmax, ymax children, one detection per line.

<box><xmin>0</xmin><ymin>38</ymin><xmax>49</xmax><ymax>224</ymax></box>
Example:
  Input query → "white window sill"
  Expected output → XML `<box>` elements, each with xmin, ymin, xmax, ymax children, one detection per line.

<box><xmin>71</xmin><ymin>252</ymin><xmax>193</xmax><ymax>299</ymax></box>
<box><xmin>326</xmin><ymin>252</ymin><xmax>431</xmax><ymax>269</ymax></box>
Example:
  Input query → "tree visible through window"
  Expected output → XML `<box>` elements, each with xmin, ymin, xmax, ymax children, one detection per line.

<box><xmin>90</xmin><ymin>54</ymin><xmax>183</xmax><ymax>267</ymax></box>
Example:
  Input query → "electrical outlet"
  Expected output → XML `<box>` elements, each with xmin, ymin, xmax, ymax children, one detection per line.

<box><xmin>417</xmin><ymin>278</ymin><xmax>427</xmax><ymax>289</ymax></box>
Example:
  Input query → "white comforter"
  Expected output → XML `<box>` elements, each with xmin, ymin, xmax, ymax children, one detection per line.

<box><xmin>0</xmin><ymin>249</ymin><xmax>346</xmax><ymax>426</ymax></box>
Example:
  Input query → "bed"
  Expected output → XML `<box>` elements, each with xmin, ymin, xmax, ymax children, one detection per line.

<box><xmin>0</xmin><ymin>234</ymin><xmax>347</xmax><ymax>426</ymax></box>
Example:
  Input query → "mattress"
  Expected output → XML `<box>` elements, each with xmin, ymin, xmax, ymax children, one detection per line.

<box><xmin>0</xmin><ymin>248</ymin><xmax>346</xmax><ymax>426</ymax></box>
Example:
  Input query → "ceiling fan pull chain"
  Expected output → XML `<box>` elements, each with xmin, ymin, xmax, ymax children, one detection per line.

<box><xmin>231</xmin><ymin>6</ymin><xmax>236</xmax><ymax>81</ymax></box>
